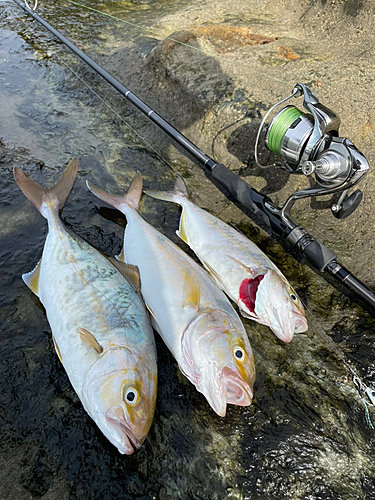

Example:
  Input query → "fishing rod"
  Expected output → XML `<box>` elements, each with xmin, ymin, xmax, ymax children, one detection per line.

<box><xmin>12</xmin><ymin>0</ymin><xmax>375</xmax><ymax>314</ymax></box>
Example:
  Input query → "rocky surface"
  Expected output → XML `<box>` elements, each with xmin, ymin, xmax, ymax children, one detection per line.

<box><xmin>98</xmin><ymin>0</ymin><xmax>375</xmax><ymax>289</ymax></box>
<box><xmin>2</xmin><ymin>1</ymin><xmax>375</xmax><ymax>499</ymax></box>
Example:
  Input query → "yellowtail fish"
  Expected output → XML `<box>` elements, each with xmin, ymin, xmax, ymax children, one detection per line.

<box><xmin>14</xmin><ymin>159</ymin><xmax>157</xmax><ymax>454</ymax></box>
<box><xmin>86</xmin><ymin>173</ymin><xmax>255</xmax><ymax>417</ymax></box>
<box><xmin>145</xmin><ymin>177</ymin><xmax>308</xmax><ymax>343</ymax></box>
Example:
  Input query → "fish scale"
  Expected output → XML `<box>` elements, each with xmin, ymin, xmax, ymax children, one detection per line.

<box><xmin>43</xmin><ymin>224</ymin><xmax>147</xmax><ymax>339</ymax></box>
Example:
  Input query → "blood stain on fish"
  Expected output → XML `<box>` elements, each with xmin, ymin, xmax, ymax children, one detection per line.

<box><xmin>239</xmin><ymin>275</ymin><xmax>264</xmax><ymax>314</ymax></box>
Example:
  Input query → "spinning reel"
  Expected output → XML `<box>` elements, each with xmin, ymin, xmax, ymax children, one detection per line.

<box><xmin>255</xmin><ymin>83</ymin><xmax>369</xmax><ymax>230</ymax></box>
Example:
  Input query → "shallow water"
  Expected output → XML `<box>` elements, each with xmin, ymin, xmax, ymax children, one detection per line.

<box><xmin>1</xmin><ymin>1</ymin><xmax>375</xmax><ymax>499</ymax></box>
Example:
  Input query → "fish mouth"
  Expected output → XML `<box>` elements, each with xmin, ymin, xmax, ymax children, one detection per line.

<box><xmin>269</xmin><ymin>307</ymin><xmax>308</xmax><ymax>342</ymax></box>
<box><xmin>105</xmin><ymin>407</ymin><xmax>143</xmax><ymax>455</ymax></box>
<box><xmin>203</xmin><ymin>366</ymin><xmax>254</xmax><ymax>416</ymax></box>
<box><xmin>269</xmin><ymin>306</ymin><xmax>295</xmax><ymax>343</ymax></box>
<box><xmin>222</xmin><ymin>367</ymin><xmax>253</xmax><ymax>406</ymax></box>
<box><xmin>202</xmin><ymin>375</ymin><xmax>228</xmax><ymax>417</ymax></box>
<box><xmin>294</xmin><ymin>314</ymin><xmax>308</xmax><ymax>334</ymax></box>
<box><xmin>117</xmin><ymin>429</ymin><xmax>143</xmax><ymax>456</ymax></box>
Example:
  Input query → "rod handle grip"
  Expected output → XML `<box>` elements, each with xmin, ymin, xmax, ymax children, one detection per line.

<box><xmin>295</xmin><ymin>234</ymin><xmax>337</xmax><ymax>272</ymax></box>
<box><xmin>210</xmin><ymin>163</ymin><xmax>287</xmax><ymax>232</ymax></box>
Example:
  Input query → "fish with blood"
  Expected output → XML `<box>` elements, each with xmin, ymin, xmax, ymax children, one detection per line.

<box><xmin>145</xmin><ymin>176</ymin><xmax>308</xmax><ymax>342</ymax></box>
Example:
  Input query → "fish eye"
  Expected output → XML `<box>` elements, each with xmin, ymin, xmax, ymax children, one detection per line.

<box><xmin>123</xmin><ymin>387</ymin><xmax>140</xmax><ymax>407</ymax></box>
<box><xmin>290</xmin><ymin>293</ymin><xmax>297</xmax><ymax>302</ymax></box>
<box><xmin>233</xmin><ymin>346</ymin><xmax>246</xmax><ymax>362</ymax></box>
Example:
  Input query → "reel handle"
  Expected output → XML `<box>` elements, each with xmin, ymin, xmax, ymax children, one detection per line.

<box><xmin>332</xmin><ymin>190</ymin><xmax>363</xmax><ymax>219</ymax></box>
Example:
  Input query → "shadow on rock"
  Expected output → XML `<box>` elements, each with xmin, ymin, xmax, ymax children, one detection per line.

<box><xmin>226</xmin><ymin>116</ymin><xmax>292</xmax><ymax>195</ymax></box>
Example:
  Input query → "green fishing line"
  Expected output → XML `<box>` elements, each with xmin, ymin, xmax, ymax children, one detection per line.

<box><xmin>267</xmin><ymin>106</ymin><xmax>303</xmax><ymax>155</ymax></box>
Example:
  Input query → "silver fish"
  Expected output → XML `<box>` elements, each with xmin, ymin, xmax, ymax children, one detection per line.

<box><xmin>145</xmin><ymin>177</ymin><xmax>308</xmax><ymax>342</ymax></box>
<box><xmin>87</xmin><ymin>173</ymin><xmax>255</xmax><ymax>417</ymax></box>
<box><xmin>14</xmin><ymin>159</ymin><xmax>157</xmax><ymax>454</ymax></box>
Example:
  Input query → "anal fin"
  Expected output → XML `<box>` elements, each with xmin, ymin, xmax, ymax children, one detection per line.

<box><xmin>52</xmin><ymin>336</ymin><xmax>63</xmax><ymax>364</ymax></box>
<box><xmin>22</xmin><ymin>259</ymin><xmax>42</xmax><ymax>297</ymax></box>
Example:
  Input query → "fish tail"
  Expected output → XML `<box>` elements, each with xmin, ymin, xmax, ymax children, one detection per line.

<box><xmin>145</xmin><ymin>175</ymin><xmax>188</xmax><ymax>205</ymax></box>
<box><xmin>86</xmin><ymin>171</ymin><xmax>143</xmax><ymax>213</ymax></box>
<box><xmin>13</xmin><ymin>157</ymin><xmax>78</xmax><ymax>219</ymax></box>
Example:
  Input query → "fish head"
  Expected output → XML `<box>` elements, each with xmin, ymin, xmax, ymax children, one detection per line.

<box><xmin>246</xmin><ymin>269</ymin><xmax>308</xmax><ymax>342</ymax></box>
<box><xmin>181</xmin><ymin>311</ymin><xmax>255</xmax><ymax>417</ymax></box>
<box><xmin>82</xmin><ymin>347</ymin><xmax>157</xmax><ymax>455</ymax></box>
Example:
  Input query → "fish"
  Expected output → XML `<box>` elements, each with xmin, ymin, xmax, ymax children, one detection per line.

<box><xmin>86</xmin><ymin>173</ymin><xmax>255</xmax><ymax>417</ymax></box>
<box><xmin>13</xmin><ymin>159</ymin><xmax>157</xmax><ymax>455</ymax></box>
<box><xmin>145</xmin><ymin>176</ymin><xmax>308</xmax><ymax>343</ymax></box>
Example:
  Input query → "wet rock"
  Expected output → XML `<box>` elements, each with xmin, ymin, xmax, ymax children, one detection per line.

<box><xmin>2</xmin><ymin>1</ymin><xmax>375</xmax><ymax>499</ymax></box>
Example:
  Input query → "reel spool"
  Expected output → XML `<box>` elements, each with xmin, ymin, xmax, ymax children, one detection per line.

<box><xmin>266</xmin><ymin>105</ymin><xmax>314</xmax><ymax>165</ymax></box>
<box><xmin>255</xmin><ymin>84</ymin><xmax>369</xmax><ymax>223</ymax></box>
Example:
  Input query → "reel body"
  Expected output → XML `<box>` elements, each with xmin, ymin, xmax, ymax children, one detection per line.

<box><xmin>255</xmin><ymin>84</ymin><xmax>369</xmax><ymax>226</ymax></box>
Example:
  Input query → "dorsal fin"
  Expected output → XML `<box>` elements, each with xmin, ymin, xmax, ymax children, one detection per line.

<box><xmin>22</xmin><ymin>259</ymin><xmax>42</xmax><ymax>296</ymax></box>
<box><xmin>182</xmin><ymin>272</ymin><xmax>200</xmax><ymax>310</ymax></box>
<box><xmin>201</xmin><ymin>259</ymin><xmax>223</xmax><ymax>283</ymax></box>
<box><xmin>52</xmin><ymin>336</ymin><xmax>63</xmax><ymax>364</ymax></box>
<box><xmin>107</xmin><ymin>257</ymin><xmax>141</xmax><ymax>293</ymax></box>
<box><xmin>146</xmin><ymin>303</ymin><xmax>156</xmax><ymax>320</ymax></box>
<box><xmin>78</xmin><ymin>327</ymin><xmax>103</xmax><ymax>354</ymax></box>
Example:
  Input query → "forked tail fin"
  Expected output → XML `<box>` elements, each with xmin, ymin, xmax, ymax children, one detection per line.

<box><xmin>144</xmin><ymin>175</ymin><xmax>188</xmax><ymax>205</ymax></box>
<box><xmin>86</xmin><ymin>171</ymin><xmax>143</xmax><ymax>213</ymax></box>
<box><xmin>13</xmin><ymin>157</ymin><xmax>79</xmax><ymax>219</ymax></box>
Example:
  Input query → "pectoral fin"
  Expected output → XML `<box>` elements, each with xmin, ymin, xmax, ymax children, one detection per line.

<box><xmin>78</xmin><ymin>328</ymin><xmax>103</xmax><ymax>354</ymax></box>
<box><xmin>22</xmin><ymin>259</ymin><xmax>42</xmax><ymax>297</ymax></box>
<box><xmin>226</xmin><ymin>255</ymin><xmax>256</xmax><ymax>276</ymax></box>
<box><xmin>182</xmin><ymin>272</ymin><xmax>200</xmax><ymax>310</ymax></box>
